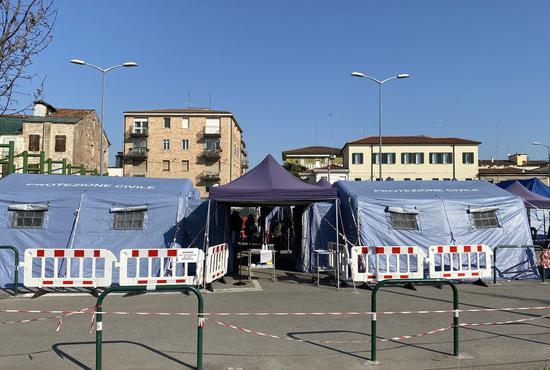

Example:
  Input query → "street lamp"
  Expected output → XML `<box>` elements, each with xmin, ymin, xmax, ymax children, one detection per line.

<box><xmin>70</xmin><ymin>59</ymin><xmax>138</xmax><ymax>175</ymax></box>
<box><xmin>351</xmin><ymin>72</ymin><xmax>410</xmax><ymax>180</ymax></box>
<box><xmin>532</xmin><ymin>141</ymin><xmax>550</xmax><ymax>185</ymax></box>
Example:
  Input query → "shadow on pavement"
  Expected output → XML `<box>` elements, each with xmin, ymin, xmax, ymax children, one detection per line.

<box><xmin>52</xmin><ymin>340</ymin><xmax>194</xmax><ymax>370</ymax></box>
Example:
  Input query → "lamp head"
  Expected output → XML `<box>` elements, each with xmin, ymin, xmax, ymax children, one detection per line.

<box><xmin>70</xmin><ymin>59</ymin><xmax>85</xmax><ymax>65</ymax></box>
<box><xmin>397</xmin><ymin>73</ymin><xmax>411</xmax><ymax>79</ymax></box>
<box><xmin>122</xmin><ymin>62</ymin><xmax>138</xmax><ymax>67</ymax></box>
<box><xmin>351</xmin><ymin>71</ymin><xmax>365</xmax><ymax>78</ymax></box>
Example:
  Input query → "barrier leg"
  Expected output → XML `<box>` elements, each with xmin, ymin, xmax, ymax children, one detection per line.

<box><xmin>95</xmin><ymin>285</ymin><xmax>204</xmax><ymax>370</ymax></box>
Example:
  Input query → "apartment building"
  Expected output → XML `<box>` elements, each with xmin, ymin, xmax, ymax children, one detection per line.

<box><xmin>123</xmin><ymin>108</ymin><xmax>246</xmax><ymax>197</ymax></box>
<box><xmin>478</xmin><ymin>153</ymin><xmax>550</xmax><ymax>185</ymax></box>
<box><xmin>0</xmin><ymin>100</ymin><xmax>109</xmax><ymax>175</ymax></box>
<box><xmin>282</xmin><ymin>146</ymin><xmax>343</xmax><ymax>169</ymax></box>
<box><xmin>342</xmin><ymin>136</ymin><xmax>480</xmax><ymax>181</ymax></box>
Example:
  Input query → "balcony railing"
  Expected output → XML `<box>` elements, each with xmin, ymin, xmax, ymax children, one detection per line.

<box><xmin>204</xmin><ymin>126</ymin><xmax>221</xmax><ymax>136</ymax></box>
<box><xmin>241</xmin><ymin>158</ymin><xmax>249</xmax><ymax>168</ymax></box>
<box><xmin>201</xmin><ymin>148</ymin><xmax>221</xmax><ymax>159</ymax></box>
<box><xmin>130</xmin><ymin>128</ymin><xmax>148</xmax><ymax>137</ymax></box>
<box><xmin>201</xmin><ymin>171</ymin><xmax>220</xmax><ymax>180</ymax></box>
<box><xmin>126</xmin><ymin>147</ymin><xmax>148</xmax><ymax>158</ymax></box>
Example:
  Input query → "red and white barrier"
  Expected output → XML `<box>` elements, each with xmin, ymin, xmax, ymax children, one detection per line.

<box><xmin>119</xmin><ymin>248</ymin><xmax>204</xmax><ymax>287</ymax></box>
<box><xmin>205</xmin><ymin>243</ymin><xmax>229</xmax><ymax>283</ymax></box>
<box><xmin>428</xmin><ymin>245</ymin><xmax>492</xmax><ymax>279</ymax></box>
<box><xmin>350</xmin><ymin>246</ymin><xmax>425</xmax><ymax>282</ymax></box>
<box><xmin>23</xmin><ymin>248</ymin><xmax>116</xmax><ymax>288</ymax></box>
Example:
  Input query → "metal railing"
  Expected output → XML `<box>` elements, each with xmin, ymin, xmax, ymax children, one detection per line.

<box><xmin>370</xmin><ymin>279</ymin><xmax>459</xmax><ymax>363</ymax></box>
<box><xmin>0</xmin><ymin>246</ymin><xmax>21</xmax><ymax>296</ymax></box>
<box><xmin>95</xmin><ymin>285</ymin><xmax>204</xmax><ymax>370</ymax></box>
<box><xmin>493</xmin><ymin>245</ymin><xmax>546</xmax><ymax>284</ymax></box>
<box><xmin>127</xmin><ymin>147</ymin><xmax>148</xmax><ymax>157</ymax></box>
<box><xmin>201</xmin><ymin>148</ymin><xmax>221</xmax><ymax>158</ymax></box>
<box><xmin>201</xmin><ymin>171</ymin><xmax>220</xmax><ymax>180</ymax></box>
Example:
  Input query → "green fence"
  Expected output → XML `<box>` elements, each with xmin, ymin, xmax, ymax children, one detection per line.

<box><xmin>370</xmin><ymin>278</ymin><xmax>459</xmax><ymax>363</ymax></box>
<box><xmin>0</xmin><ymin>245</ymin><xmax>20</xmax><ymax>296</ymax></box>
<box><xmin>95</xmin><ymin>285</ymin><xmax>204</xmax><ymax>370</ymax></box>
<box><xmin>493</xmin><ymin>245</ymin><xmax>546</xmax><ymax>284</ymax></box>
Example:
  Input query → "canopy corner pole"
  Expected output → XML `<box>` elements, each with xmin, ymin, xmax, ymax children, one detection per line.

<box><xmin>335</xmin><ymin>198</ymin><xmax>340</xmax><ymax>291</ymax></box>
<box><xmin>202</xmin><ymin>200</ymin><xmax>212</xmax><ymax>290</ymax></box>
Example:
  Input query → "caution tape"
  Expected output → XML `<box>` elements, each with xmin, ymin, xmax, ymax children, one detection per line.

<box><xmin>3</xmin><ymin>305</ymin><xmax>550</xmax><ymax>317</ymax></box>
<box><xmin>0</xmin><ymin>305</ymin><xmax>95</xmax><ymax>332</ymax></box>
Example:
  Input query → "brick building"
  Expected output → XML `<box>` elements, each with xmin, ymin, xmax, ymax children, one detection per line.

<box><xmin>0</xmin><ymin>100</ymin><xmax>109</xmax><ymax>175</ymax></box>
<box><xmin>122</xmin><ymin>108</ymin><xmax>246</xmax><ymax>197</ymax></box>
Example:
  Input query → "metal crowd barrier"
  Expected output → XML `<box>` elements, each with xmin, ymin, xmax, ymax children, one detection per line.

<box><xmin>0</xmin><ymin>245</ymin><xmax>21</xmax><ymax>296</ymax></box>
<box><xmin>493</xmin><ymin>245</ymin><xmax>545</xmax><ymax>284</ymax></box>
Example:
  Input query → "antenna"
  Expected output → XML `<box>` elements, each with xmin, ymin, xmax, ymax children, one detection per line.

<box><xmin>494</xmin><ymin>123</ymin><xmax>499</xmax><ymax>160</ymax></box>
<box><xmin>187</xmin><ymin>92</ymin><xmax>191</xmax><ymax>108</ymax></box>
<box><xmin>208</xmin><ymin>92</ymin><xmax>213</xmax><ymax>109</ymax></box>
<box><xmin>313</xmin><ymin>123</ymin><xmax>318</xmax><ymax>146</ymax></box>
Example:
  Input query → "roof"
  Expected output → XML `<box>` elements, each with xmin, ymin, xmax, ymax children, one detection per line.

<box><xmin>49</xmin><ymin>108</ymin><xmax>94</xmax><ymax>118</ymax></box>
<box><xmin>209</xmin><ymin>154</ymin><xmax>337</xmax><ymax>204</ymax></box>
<box><xmin>282</xmin><ymin>146</ymin><xmax>342</xmax><ymax>157</ymax></box>
<box><xmin>497</xmin><ymin>181</ymin><xmax>550</xmax><ymax>208</ymax></box>
<box><xmin>346</xmin><ymin>135</ymin><xmax>481</xmax><ymax>146</ymax></box>
<box><xmin>124</xmin><ymin>107</ymin><xmax>233</xmax><ymax>115</ymax></box>
<box><xmin>0</xmin><ymin>117</ymin><xmax>23</xmax><ymax>135</ymax></box>
<box><xmin>479</xmin><ymin>167</ymin><xmax>549</xmax><ymax>175</ymax></box>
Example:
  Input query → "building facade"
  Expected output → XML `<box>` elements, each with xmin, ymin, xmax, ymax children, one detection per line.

<box><xmin>478</xmin><ymin>153</ymin><xmax>550</xmax><ymax>185</ymax></box>
<box><xmin>122</xmin><ymin>108</ymin><xmax>246</xmax><ymax>197</ymax></box>
<box><xmin>0</xmin><ymin>100</ymin><xmax>109</xmax><ymax>176</ymax></box>
<box><xmin>299</xmin><ymin>164</ymin><xmax>350</xmax><ymax>184</ymax></box>
<box><xmin>342</xmin><ymin>136</ymin><xmax>480</xmax><ymax>181</ymax></box>
<box><xmin>282</xmin><ymin>146</ymin><xmax>343</xmax><ymax>169</ymax></box>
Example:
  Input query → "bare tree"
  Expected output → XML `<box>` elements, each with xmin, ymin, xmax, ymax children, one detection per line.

<box><xmin>0</xmin><ymin>0</ymin><xmax>56</xmax><ymax>115</ymax></box>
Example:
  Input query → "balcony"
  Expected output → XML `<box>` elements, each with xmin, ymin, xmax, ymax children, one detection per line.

<box><xmin>201</xmin><ymin>148</ymin><xmax>221</xmax><ymax>159</ymax></box>
<box><xmin>129</xmin><ymin>128</ymin><xmax>148</xmax><ymax>137</ymax></box>
<box><xmin>241</xmin><ymin>158</ymin><xmax>249</xmax><ymax>168</ymax></box>
<box><xmin>203</xmin><ymin>126</ymin><xmax>221</xmax><ymax>136</ymax></box>
<box><xmin>201</xmin><ymin>171</ymin><xmax>220</xmax><ymax>181</ymax></box>
<box><xmin>126</xmin><ymin>147</ymin><xmax>148</xmax><ymax>159</ymax></box>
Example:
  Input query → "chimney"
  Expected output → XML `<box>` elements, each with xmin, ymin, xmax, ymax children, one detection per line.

<box><xmin>32</xmin><ymin>100</ymin><xmax>55</xmax><ymax>117</ymax></box>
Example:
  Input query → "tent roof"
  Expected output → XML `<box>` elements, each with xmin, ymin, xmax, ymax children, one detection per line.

<box><xmin>520</xmin><ymin>178</ymin><xmax>550</xmax><ymax>198</ymax></box>
<box><xmin>209</xmin><ymin>155</ymin><xmax>337</xmax><ymax>204</ymax></box>
<box><xmin>335</xmin><ymin>180</ymin><xmax>518</xmax><ymax>201</ymax></box>
<box><xmin>0</xmin><ymin>173</ymin><xmax>196</xmax><ymax>198</ymax></box>
<box><xmin>498</xmin><ymin>180</ymin><xmax>550</xmax><ymax>208</ymax></box>
<box><xmin>315</xmin><ymin>178</ymin><xmax>332</xmax><ymax>188</ymax></box>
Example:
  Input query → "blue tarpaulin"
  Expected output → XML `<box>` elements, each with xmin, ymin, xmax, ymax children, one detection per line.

<box><xmin>311</xmin><ymin>180</ymin><xmax>538</xmax><ymax>280</ymax></box>
<box><xmin>0</xmin><ymin>174</ymin><xmax>202</xmax><ymax>288</ymax></box>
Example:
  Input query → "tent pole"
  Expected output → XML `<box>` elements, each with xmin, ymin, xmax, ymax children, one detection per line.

<box><xmin>202</xmin><ymin>200</ymin><xmax>212</xmax><ymax>289</ymax></box>
<box><xmin>335</xmin><ymin>198</ymin><xmax>340</xmax><ymax>291</ymax></box>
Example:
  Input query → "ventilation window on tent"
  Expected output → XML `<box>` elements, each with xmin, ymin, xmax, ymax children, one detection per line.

<box><xmin>386</xmin><ymin>207</ymin><xmax>419</xmax><ymax>230</ymax></box>
<box><xmin>110</xmin><ymin>205</ymin><xmax>147</xmax><ymax>230</ymax></box>
<box><xmin>469</xmin><ymin>207</ymin><xmax>500</xmax><ymax>229</ymax></box>
<box><xmin>9</xmin><ymin>203</ymin><xmax>48</xmax><ymax>229</ymax></box>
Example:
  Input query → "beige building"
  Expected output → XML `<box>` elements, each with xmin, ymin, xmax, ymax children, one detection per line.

<box><xmin>478</xmin><ymin>153</ymin><xmax>550</xmax><ymax>185</ymax></box>
<box><xmin>342</xmin><ymin>136</ymin><xmax>480</xmax><ymax>181</ymax></box>
<box><xmin>0</xmin><ymin>100</ymin><xmax>109</xmax><ymax>175</ymax></box>
<box><xmin>282</xmin><ymin>146</ymin><xmax>343</xmax><ymax>169</ymax></box>
<box><xmin>122</xmin><ymin>108</ymin><xmax>246</xmax><ymax>197</ymax></box>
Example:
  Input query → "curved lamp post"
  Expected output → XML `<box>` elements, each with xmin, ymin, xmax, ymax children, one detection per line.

<box><xmin>351</xmin><ymin>72</ymin><xmax>410</xmax><ymax>181</ymax></box>
<box><xmin>70</xmin><ymin>59</ymin><xmax>138</xmax><ymax>175</ymax></box>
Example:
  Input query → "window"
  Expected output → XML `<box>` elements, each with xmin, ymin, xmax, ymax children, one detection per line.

<box><xmin>205</xmin><ymin>138</ymin><xmax>220</xmax><ymax>150</ymax></box>
<box><xmin>182</xmin><ymin>139</ymin><xmax>189</xmax><ymax>150</ymax></box>
<box><xmin>9</xmin><ymin>203</ymin><xmax>48</xmax><ymax>229</ymax></box>
<box><xmin>462</xmin><ymin>152</ymin><xmax>475</xmax><ymax>164</ymax></box>
<box><xmin>432</xmin><ymin>178</ymin><xmax>439</xmax><ymax>181</ymax></box>
<box><xmin>404</xmin><ymin>178</ymin><xmax>411</xmax><ymax>181</ymax></box>
<box><xmin>401</xmin><ymin>152</ymin><xmax>424</xmax><ymax>164</ymax></box>
<box><xmin>443</xmin><ymin>178</ymin><xmax>451</xmax><ymax>181</ymax></box>
<box><xmin>163</xmin><ymin>160</ymin><xmax>170</xmax><ymax>171</ymax></box>
<box><xmin>429</xmin><ymin>152</ymin><xmax>453</xmax><ymax>164</ymax></box>
<box><xmin>111</xmin><ymin>206</ymin><xmax>146</xmax><ymax>230</ymax></box>
<box><xmin>372</xmin><ymin>153</ymin><xmax>396</xmax><ymax>164</ymax></box>
<box><xmin>205</xmin><ymin>118</ymin><xmax>221</xmax><ymax>134</ymax></box>
<box><xmin>163</xmin><ymin>139</ymin><xmax>170</xmax><ymax>150</ymax></box>
<box><xmin>469</xmin><ymin>207</ymin><xmax>500</xmax><ymax>229</ymax></box>
<box><xmin>415</xmin><ymin>178</ymin><xmax>422</xmax><ymax>181</ymax></box>
<box><xmin>55</xmin><ymin>135</ymin><xmax>66</xmax><ymax>152</ymax></box>
<box><xmin>133</xmin><ymin>118</ymin><xmax>148</xmax><ymax>134</ymax></box>
<box><xmin>182</xmin><ymin>117</ymin><xmax>189</xmax><ymax>129</ymax></box>
<box><xmin>387</xmin><ymin>207</ymin><xmax>419</xmax><ymax>230</ymax></box>
<box><xmin>351</xmin><ymin>153</ymin><xmax>363</xmax><ymax>165</ymax></box>
<box><xmin>163</xmin><ymin>117</ymin><xmax>171</xmax><ymax>128</ymax></box>
<box><xmin>354</xmin><ymin>178</ymin><xmax>362</xmax><ymax>181</ymax></box>
<box><xmin>29</xmin><ymin>135</ymin><xmax>40</xmax><ymax>151</ymax></box>
<box><xmin>182</xmin><ymin>160</ymin><xmax>189</xmax><ymax>172</ymax></box>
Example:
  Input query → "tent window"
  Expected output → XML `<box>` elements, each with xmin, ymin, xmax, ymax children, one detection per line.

<box><xmin>470</xmin><ymin>209</ymin><xmax>500</xmax><ymax>229</ymax></box>
<box><xmin>112</xmin><ymin>209</ymin><xmax>145</xmax><ymax>230</ymax></box>
<box><xmin>388</xmin><ymin>210</ymin><xmax>419</xmax><ymax>230</ymax></box>
<box><xmin>12</xmin><ymin>210</ymin><xmax>46</xmax><ymax>228</ymax></box>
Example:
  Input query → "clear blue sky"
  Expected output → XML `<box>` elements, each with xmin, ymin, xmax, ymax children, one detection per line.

<box><xmin>23</xmin><ymin>1</ymin><xmax>550</xmax><ymax>166</ymax></box>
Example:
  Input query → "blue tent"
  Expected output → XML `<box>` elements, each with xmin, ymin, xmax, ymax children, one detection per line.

<box><xmin>312</xmin><ymin>180</ymin><xmax>538</xmax><ymax>280</ymax></box>
<box><xmin>0</xmin><ymin>174</ymin><xmax>202</xmax><ymax>288</ymax></box>
<box><xmin>498</xmin><ymin>178</ymin><xmax>550</xmax><ymax>198</ymax></box>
